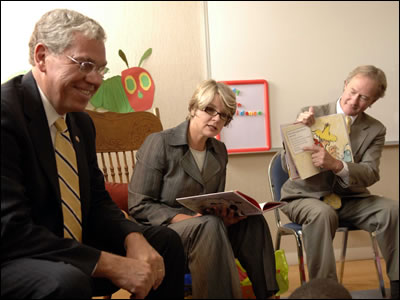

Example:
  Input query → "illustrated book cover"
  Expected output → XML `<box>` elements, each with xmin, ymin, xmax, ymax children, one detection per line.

<box><xmin>176</xmin><ymin>190</ymin><xmax>286</xmax><ymax>216</ymax></box>
<box><xmin>280</xmin><ymin>113</ymin><xmax>353</xmax><ymax>180</ymax></box>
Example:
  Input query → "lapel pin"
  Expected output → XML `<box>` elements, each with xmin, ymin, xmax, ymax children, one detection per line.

<box><xmin>75</xmin><ymin>136</ymin><xmax>80</xmax><ymax>143</ymax></box>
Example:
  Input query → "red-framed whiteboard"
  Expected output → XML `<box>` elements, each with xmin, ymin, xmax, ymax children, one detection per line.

<box><xmin>217</xmin><ymin>79</ymin><xmax>271</xmax><ymax>154</ymax></box>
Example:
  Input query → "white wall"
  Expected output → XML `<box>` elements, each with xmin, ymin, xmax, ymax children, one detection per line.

<box><xmin>1</xmin><ymin>1</ymin><xmax>208</xmax><ymax>130</ymax></box>
<box><xmin>207</xmin><ymin>1</ymin><xmax>399</xmax><ymax>146</ymax></box>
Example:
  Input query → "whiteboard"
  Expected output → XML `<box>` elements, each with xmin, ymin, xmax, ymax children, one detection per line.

<box><xmin>207</xmin><ymin>2</ymin><xmax>399</xmax><ymax>148</ymax></box>
<box><xmin>218</xmin><ymin>80</ymin><xmax>271</xmax><ymax>153</ymax></box>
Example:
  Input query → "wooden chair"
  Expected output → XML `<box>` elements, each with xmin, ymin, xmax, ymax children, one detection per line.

<box><xmin>86</xmin><ymin>108</ymin><xmax>163</xmax><ymax>185</ymax></box>
<box><xmin>87</xmin><ymin>108</ymin><xmax>163</xmax><ymax>299</ymax></box>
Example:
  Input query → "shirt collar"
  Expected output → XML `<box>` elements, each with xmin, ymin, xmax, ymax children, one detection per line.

<box><xmin>37</xmin><ymin>85</ymin><xmax>66</xmax><ymax>127</ymax></box>
<box><xmin>336</xmin><ymin>98</ymin><xmax>357</xmax><ymax>125</ymax></box>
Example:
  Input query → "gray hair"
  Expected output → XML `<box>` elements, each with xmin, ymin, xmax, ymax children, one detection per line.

<box><xmin>29</xmin><ymin>9</ymin><xmax>106</xmax><ymax>66</ymax></box>
<box><xmin>187</xmin><ymin>79</ymin><xmax>237</xmax><ymax>126</ymax></box>
<box><xmin>345</xmin><ymin>65</ymin><xmax>387</xmax><ymax>100</ymax></box>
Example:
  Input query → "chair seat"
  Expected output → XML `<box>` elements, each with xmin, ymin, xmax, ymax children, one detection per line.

<box><xmin>283</xmin><ymin>222</ymin><xmax>302</xmax><ymax>231</ymax></box>
<box><xmin>283</xmin><ymin>221</ymin><xmax>359</xmax><ymax>232</ymax></box>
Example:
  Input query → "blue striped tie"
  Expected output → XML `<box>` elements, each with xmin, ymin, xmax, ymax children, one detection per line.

<box><xmin>54</xmin><ymin>118</ymin><xmax>82</xmax><ymax>241</ymax></box>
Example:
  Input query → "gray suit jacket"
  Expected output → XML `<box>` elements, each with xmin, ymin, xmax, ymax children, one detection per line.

<box><xmin>281</xmin><ymin>102</ymin><xmax>386</xmax><ymax>201</ymax></box>
<box><xmin>128</xmin><ymin>120</ymin><xmax>228</xmax><ymax>226</ymax></box>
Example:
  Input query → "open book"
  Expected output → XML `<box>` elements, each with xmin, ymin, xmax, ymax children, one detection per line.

<box><xmin>176</xmin><ymin>190</ymin><xmax>286</xmax><ymax>216</ymax></box>
<box><xmin>281</xmin><ymin>113</ymin><xmax>353</xmax><ymax>180</ymax></box>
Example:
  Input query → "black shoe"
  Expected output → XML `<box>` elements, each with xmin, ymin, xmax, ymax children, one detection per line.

<box><xmin>391</xmin><ymin>280</ymin><xmax>399</xmax><ymax>299</ymax></box>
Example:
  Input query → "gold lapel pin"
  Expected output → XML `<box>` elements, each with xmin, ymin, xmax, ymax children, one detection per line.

<box><xmin>75</xmin><ymin>136</ymin><xmax>80</xmax><ymax>143</ymax></box>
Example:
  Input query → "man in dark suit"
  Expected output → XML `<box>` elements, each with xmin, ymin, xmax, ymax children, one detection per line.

<box><xmin>1</xmin><ymin>9</ymin><xmax>184</xmax><ymax>299</ymax></box>
<box><xmin>280</xmin><ymin>65</ymin><xmax>398</xmax><ymax>299</ymax></box>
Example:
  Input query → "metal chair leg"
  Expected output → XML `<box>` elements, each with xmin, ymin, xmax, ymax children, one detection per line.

<box><xmin>294</xmin><ymin>231</ymin><xmax>307</xmax><ymax>285</ymax></box>
<box><xmin>370</xmin><ymin>231</ymin><xmax>386</xmax><ymax>298</ymax></box>
<box><xmin>338</xmin><ymin>227</ymin><xmax>349</xmax><ymax>284</ymax></box>
<box><xmin>275</xmin><ymin>231</ymin><xmax>282</xmax><ymax>251</ymax></box>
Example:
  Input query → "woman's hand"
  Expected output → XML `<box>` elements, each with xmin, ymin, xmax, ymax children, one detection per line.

<box><xmin>204</xmin><ymin>205</ymin><xmax>247</xmax><ymax>227</ymax></box>
<box><xmin>170</xmin><ymin>213</ymin><xmax>202</xmax><ymax>224</ymax></box>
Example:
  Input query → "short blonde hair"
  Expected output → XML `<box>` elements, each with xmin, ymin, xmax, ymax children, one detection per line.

<box><xmin>345</xmin><ymin>65</ymin><xmax>387</xmax><ymax>100</ymax></box>
<box><xmin>187</xmin><ymin>79</ymin><xmax>236</xmax><ymax>126</ymax></box>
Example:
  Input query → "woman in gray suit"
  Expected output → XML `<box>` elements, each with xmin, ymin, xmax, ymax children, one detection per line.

<box><xmin>128</xmin><ymin>79</ymin><xmax>278</xmax><ymax>298</ymax></box>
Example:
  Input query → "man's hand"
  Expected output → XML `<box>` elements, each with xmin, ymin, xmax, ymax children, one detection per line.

<box><xmin>303</xmin><ymin>144</ymin><xmax>344</xmax><ymax>173</ymax></box>
<box><xmin>93</xmin><ymin>251</ymin><xmax>154</xmax><ymax>299</ymax></box>
<box><xmin>124</xmin><ymin>233</ymin><xmax>165</xmax><ymax>291</ymax></box>
<box><xmin>296</xmin><ymin>106</ymin><xmax>315</xmax><ymax>126</ymax></box>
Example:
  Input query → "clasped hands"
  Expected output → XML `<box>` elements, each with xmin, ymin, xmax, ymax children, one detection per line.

<box><xmin>124</xmin><ymin>232</ymin><xmax>165</xmax><ymax>298</ymax></box>
<box><xmin>93</xmin><ymin>232</ymin><xmax>164</xmax><ymax>299</ymax></box>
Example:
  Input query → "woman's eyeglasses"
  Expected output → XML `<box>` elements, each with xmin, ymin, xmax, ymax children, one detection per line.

<box><xmin>202</xmin><ymin>106</ymin><xmax>231</xmax><ymax>122</ymax></box>
<box><xmin>66</xmin><ymin>55</ymin><xmax>106</xmax><ymax>76</ymax></box>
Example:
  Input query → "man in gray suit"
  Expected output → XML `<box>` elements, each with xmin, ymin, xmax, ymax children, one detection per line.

<box><xmin>280</xmin><ymin>65</ymin><xmax>398</xmax><ymax>298</ymax></box>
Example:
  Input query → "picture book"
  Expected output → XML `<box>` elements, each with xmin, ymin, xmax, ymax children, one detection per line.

<box><xmin>280</xmin><ymin>113</ymin><xmax>353</xmax><ymax>180</ymax></box>
<box><xmin>176</xmin><ymin>190</ymin><xmax>286</xmax><ymax>216</ymax></box>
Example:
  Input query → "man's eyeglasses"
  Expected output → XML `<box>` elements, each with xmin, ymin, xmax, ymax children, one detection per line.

<box><xmin>66</xmin><ymin>55</ymin><xmax>106</xmax><ymax>76</ymax></box>
<box><xmin>202</xmin><ymin>106</ymin><xmax>231</xmax><ymax>122</ymax></box>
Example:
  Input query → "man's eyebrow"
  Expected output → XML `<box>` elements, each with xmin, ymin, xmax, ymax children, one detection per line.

<box><xmin>74</xmin><ymin>56</ymin><xmax>107</xmax><ymax>66</ymax></box>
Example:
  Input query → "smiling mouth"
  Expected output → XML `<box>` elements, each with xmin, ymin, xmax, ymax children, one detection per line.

<box><xmin>75</xmin><ymin>87</ymin><xmax>95</xmax><ymax>98</ymax></box>
<box><xmin>79</xmin><ymin>89</ymin><xmax>91</xmax><ymax>96</ymax></box>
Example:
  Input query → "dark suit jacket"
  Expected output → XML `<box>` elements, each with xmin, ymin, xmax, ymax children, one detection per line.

<box><xmin>128</xmin><ymin>120</ymin><xmax>228</xmax><ymax>226</ymax></box>
<box><xmin>281</xmin><ymin>102</ymin><xmax>386</xmax><ymax>201</ymax></box>
<box><xmin>1</xmin><ymin>72</ymin><xmax>144</xmax><ymax>275</ymax></box>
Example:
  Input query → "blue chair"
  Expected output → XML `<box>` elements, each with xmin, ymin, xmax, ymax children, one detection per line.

<box><xmin>268</xmin><ymin>151</ymin><xmax>386</xmax><ymax>298</ymax></box>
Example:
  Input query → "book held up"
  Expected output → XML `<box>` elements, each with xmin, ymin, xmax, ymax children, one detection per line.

<box><xmin>176</xmin><ymin>190</ymin><xmax>286</xmax><ymax>216</ymax></box>
<box><xmin>281</xmin><ymin>113</ymin><xmax>353</xmax><ymax>180</ymax></box>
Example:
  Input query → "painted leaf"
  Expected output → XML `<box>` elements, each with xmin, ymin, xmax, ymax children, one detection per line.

<box><xmin>118</xmin><ymin>49</ymin><xmax>129</xmax><ymax>69</ymax></box>
<box><xmin>138</xmin><ymin>48</ymin><xmax>152</xmax><ymax>68</ymax></box>
<box><xmin>90</xmin><ymin>75</ymin><xmax>134</xmax><ymax>113</ymax></box>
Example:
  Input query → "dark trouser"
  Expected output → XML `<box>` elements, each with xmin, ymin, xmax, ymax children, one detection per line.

<box><xmin>1</xmin><ymin>226</ymin><xmax>185</xmax><ymax>299</ymax></box>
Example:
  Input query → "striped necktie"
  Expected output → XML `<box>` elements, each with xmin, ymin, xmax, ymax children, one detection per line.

<box><xmin>54</xmin><ymin>118</ymin><xmax>82</xmax><ymax>241</ymax></box>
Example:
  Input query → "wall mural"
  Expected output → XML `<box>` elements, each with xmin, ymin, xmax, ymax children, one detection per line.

<box><xmin>90</xmin><ymin>48</ymin><xmax>155</xmax><ymax>113</ymax></box>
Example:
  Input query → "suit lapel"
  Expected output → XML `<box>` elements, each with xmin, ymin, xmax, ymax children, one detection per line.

<box><xmin>349</xmin><ymin>113</ymin><xmax>369</xmax><ymax>156</ymax></box>
<box><xmin>180</xmin><ymin>151</ymin><xmax>204</xmax><ymax>186</ymax></box>
<box><xmin>173</xmin><ymin>120</ymin><xmax>223</xmax><ymax>187</ymax></box>
<box><xmin>23</xmin><ymin>73</ymin><xmax>60</xmax><ymax>200</ymax></box>
<box><xmin>202</xmin><ymin>149</ymin><xmax>222</xmax><ymax>184</ymax></box>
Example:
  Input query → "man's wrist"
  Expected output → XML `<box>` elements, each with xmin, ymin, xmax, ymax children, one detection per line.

<box><xmin>333</xmin><ymin>159</ymin><xmax>344</xmax><ymax>174</ymax></box>
<box><xmin>124</xmin><ymin>232</ymin><xmax>144</xmax><ymax>250</ymax></box>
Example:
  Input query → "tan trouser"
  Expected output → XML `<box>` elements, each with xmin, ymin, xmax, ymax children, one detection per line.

<box><xmin>281</xmin><ymin>195</ymin><xmax>399</xmax><ymax>281</ymax></box>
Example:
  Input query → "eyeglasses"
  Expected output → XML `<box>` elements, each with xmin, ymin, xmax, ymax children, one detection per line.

<box><xmin>202</xmin><ymin>106</ymin><xmax>231</xmax><ymax>122</ymax></box>
<box><xmin>66</xmin><ymin>55</ymin><xmax>106</xmax><ymax>76</ymax></box>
